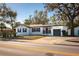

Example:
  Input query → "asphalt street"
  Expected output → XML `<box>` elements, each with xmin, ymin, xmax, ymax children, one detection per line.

<box><xmin>0</xmin><ymin>41</ymin><xmax>79</xmax><ymax>56</ymax></box>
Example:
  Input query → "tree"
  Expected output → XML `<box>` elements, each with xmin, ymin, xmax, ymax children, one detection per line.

<box><xmin>0</xmin><ymin>23</ymin><xmax>6</xmax><ymax>38</ymax></box>
<box><xmin>50</xmin><ymin>14</ymin><xmax>68</xmax><ymax>25</ymax></box>
<box><xmin>13</xmin><ymin>22</ymin><xmax>21</xmax><ymax>28</ymax></box>
<box><xmin>0</xmin><ymin>23</ymin><xmax>6</xmax><ymax>31</ymax></box>
<box><xmin>33</xmin><ymin>10</ymin><xmax>48</xmax><ymax>24</ymax></box>
<box><xmin>74</xmin><ymin>15</ymin><xmax>79</xmax><ymax>26</ymax></box>
<box><xmin>0</xmin><ymin>3</ymin><xmax>17</xmax><ymax>29</ymax></box>
<box><xmin>0</xmin><ymin>3</ymin><xmax>8</xmax><ymax>21</ymax></box>
<box><xmin>24</xmin><ymin>19</ymin><xmax>32</xmax><ymax>25</ymax></box>
<box><xmin>7</xmin><ymin>10</ymin><xmax>17</xmax><ymax>29</ymax></box>
<box><xmin>50</xmin><ymin>16</ymin><xmax>56</xmax><ymax>25</ymax></box>
<box><xmin>24</xmin><ymin>15</ymin><xmax>32</xmax><ymax>25</ymax></box>
<box><xmin>24</xmin><ymin>10</ymin><xmax>48</xmax><ymax>25</ymax></box>
<box><xmin>0</xmin><ymin>3</ymin><xmax>17</xmax><ymax>39</ymax></box>
<box><xmin>45</xmin><ymin>3</ymin><xmax>79</xmax><ymax>36</ymax></box>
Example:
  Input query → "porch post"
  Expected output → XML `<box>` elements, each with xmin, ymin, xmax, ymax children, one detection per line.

<box><xmin>51</xmin><ymin>27</ymin><xmax>53</xmax><ymax>36</ymax></box>
<box><xmin>41</xmin><ymin>27</ymin><xmax>43</xmax><ymax>35</ymax></box>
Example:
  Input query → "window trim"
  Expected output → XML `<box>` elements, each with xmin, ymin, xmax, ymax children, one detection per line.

<box><xmin>17</xmin><ymin>28</ymin><xmax>21</xmax><ymax>32</ymax></box>
<box><xmin>23</xmin><ymin>28</ymin><xmax>27</xmax><ymax>32</ymax></box>
<box><xmin>32</xmin><ymin>27</ymin><xmax>40</xmax><ymax>32</ymax></box>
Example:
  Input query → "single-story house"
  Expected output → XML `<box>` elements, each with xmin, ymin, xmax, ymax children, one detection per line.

<box><xmin>15</xmin><ymin>24</ymin><xmax>68</xmax><ymax>36</ymax></box>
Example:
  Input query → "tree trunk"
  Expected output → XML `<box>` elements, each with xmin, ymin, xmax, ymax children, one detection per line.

<box><xmin>70</xmin><ymin>19</ymin><xmax>74</xmax><ymax>36</ymax></box>
<box><xmin>71</xmin><ymin>27</ymin><xmax>74</xmax><ymax>36</ymax></box>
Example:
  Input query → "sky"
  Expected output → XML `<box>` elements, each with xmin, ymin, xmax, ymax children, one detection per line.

<box><xmin>7</xmin><ymin>3</ymin><xmax>53</xmax><ymax>23</ymax></box>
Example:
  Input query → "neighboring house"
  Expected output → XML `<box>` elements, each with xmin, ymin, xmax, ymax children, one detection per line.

<box><xmin>15</xmin><ymin>24</ymin><xmax>68</xmax><ymax>36</ymax></box>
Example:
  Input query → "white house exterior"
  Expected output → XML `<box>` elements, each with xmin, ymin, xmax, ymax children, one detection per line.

<box><xmin>15</xmin><ymin>24</ymin><xmax>68</xmax><ymax>36</ymax></box>
<box><xmin>29</xmin><ymin>25</ymin><xmax>51</xmax><ymax>35</ymax></box>
<box><xmin>51</xmin><ymin>26</ymin><xmax>68</xmax><ymax>36</ymax></box>
<box><xmin>29</xmin><ymin>27</ymin><xmax>43</xmax><ymax>35</ymax></box>
<box><xmin>16</xmin><ymin>25</ymin><xmax>29</xmax><ymax>36</ymax></box>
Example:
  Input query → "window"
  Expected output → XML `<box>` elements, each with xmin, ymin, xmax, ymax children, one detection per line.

<box><xmin>47</xmin><ymin>27</ymin><xmax>51</xmax><ymax>34</ymax></box>
<box><xmin>18</xmin><ymin>28</ymin><xmax>21</xmax><ymax>32</ymax></box>
<box><xmin>53</xmin><ymin>29</ymin><xmax>61</xmax><ymax>36</ymax></box>
<box><xmin>43</xmin><ymin>27</ymin><xmax>51</xmax><ymax>34</ymax></box>
<box><xmin>32</xmin><ymin>27</ymin><xmax>40</xmax><ymax>32</ymax></box>
<box><xmin>23</xmin><ymin>28</ymin><xmax>27</xmax><ymax>32</ymax></box>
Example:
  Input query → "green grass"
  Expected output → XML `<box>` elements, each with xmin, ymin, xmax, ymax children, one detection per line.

<box><xmin>16</xmin><ymin>36</ymin><xmax>45</xmax><ymax>40</ymax></box>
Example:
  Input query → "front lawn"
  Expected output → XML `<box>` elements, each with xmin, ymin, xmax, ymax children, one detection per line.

<box><xmin>16</xmin><ymin>36</ymin><xmax>45</xmax><ymax>40</ymax></box>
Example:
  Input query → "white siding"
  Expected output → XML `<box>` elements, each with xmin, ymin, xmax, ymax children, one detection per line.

<box><xmin>15</xmin><ymin>25</ymin><xmax>68</xmax><ymax>36</ymax></box>
<box><xmin>29</xmin><ymin>27</ymin><xmax>43</xmax><ymax>35</ymax></box>
<box><xmin>51</xmin><ymin>26</ymin><xmax>68</xmax><ymax>36</ymax></box>
<box><xmin>16</xmin><ymin>25</ymin><xmax>29</xmax><ymax>36</ymax></box>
